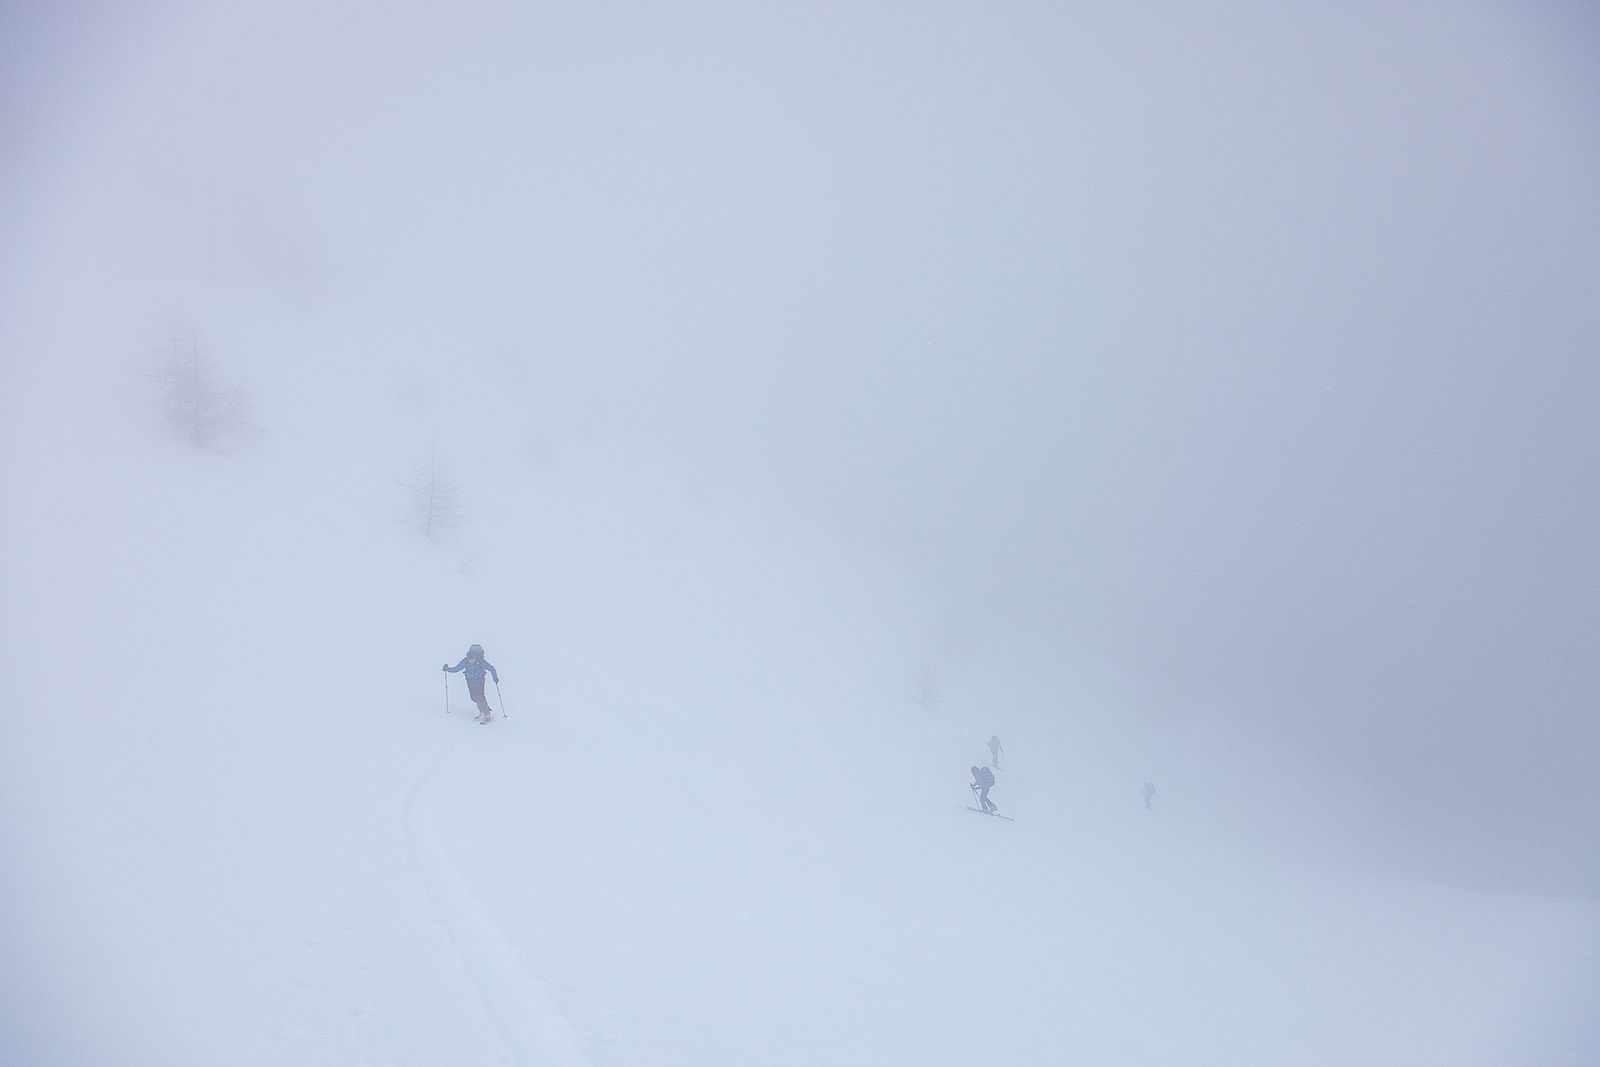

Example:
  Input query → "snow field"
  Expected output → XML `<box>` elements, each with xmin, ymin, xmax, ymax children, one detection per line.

<box><xmin>2</xmin><ymin>322</ymin><xmax>1597</xmax><ymax>1065</ymax></box>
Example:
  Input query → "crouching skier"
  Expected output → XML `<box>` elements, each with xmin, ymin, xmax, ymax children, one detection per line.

<box><xmin>970</xmin><ymin>765</ymin><xmax>998</xmax><ymax>814</ymax></box>
<box><xmin>444</xmin><ymin>643</ymin><xmax>500</xmax><ymax>723</ymax></box>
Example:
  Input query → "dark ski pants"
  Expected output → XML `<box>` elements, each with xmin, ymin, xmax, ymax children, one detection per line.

<box><xmin>976</xmin><ymin>786</ymin><xmax>995</xmax><ymax>812</ymax></box>
<box><xmin>467</xmin><ymin>677</ymin><xmax>493</xmax><ymax>718</ymax></box>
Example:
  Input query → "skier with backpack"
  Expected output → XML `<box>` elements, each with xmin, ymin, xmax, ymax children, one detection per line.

<box><xmin>443</xmin><ymin>643</ymin><xmax>500</xmax><ymax>723</ymax></box>
<box><xmin>970</xmin><ymin>765</ymin><xmax>998</xmax><ymax>814</ymax></box>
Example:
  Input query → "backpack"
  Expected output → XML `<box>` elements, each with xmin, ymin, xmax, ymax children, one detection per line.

<box><xmin>979</xmin><ymin>766</ymin><xmax>996</xmax><ymax>788</ymax></box>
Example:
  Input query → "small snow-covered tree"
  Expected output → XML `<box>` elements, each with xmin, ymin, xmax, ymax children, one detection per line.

<box><xmin>403</xmin><ymin>440</ymin><xmax>467</xmax><ymax>539</ymax></box>
<box><xmin>146</xmin><ymin>320</ymin><xmax>257</xmax><ymax>450</ymax></box>
<box><xmin>913</xmin><ymin>663</ymin><xmax>944</xmax><ymax>710</ymax></box>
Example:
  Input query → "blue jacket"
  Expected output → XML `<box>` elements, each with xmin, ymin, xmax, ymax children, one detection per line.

<box><xmin>446</xmin><ymin>655</ymin><xmax>499</xmax><ymax>683</ymax></box>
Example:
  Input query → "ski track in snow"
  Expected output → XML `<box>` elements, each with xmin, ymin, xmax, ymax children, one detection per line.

<box><xmin>404</xmin><ymin>726</ymin><xmax>592</xmax><ymax>1067</ymax></box>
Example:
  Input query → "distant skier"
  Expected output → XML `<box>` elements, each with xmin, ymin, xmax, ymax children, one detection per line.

<box><xmin>970</xmin><ymin>765</ymin><xmax>998</xmax><ymax>814</ymax></box>
<box><xmin>1142</xmin><ymin>781</ymin><xmax>1156</xmax><ymax>810</ymax></box>
<box><xmin>444</xmin><ymin>644</ymin><xmax>500</xmax><ymax>723</ymax></box>
<box><xmin>987</xmin><ymin>734</ymin><xmax>1004</xmax><ymax>769</ymax></box>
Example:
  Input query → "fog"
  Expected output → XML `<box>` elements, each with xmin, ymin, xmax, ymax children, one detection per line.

<box><xmin>3</xmin><ymin>1</ymin><xmax>1599</xmax><ymax>1061</ymax></box>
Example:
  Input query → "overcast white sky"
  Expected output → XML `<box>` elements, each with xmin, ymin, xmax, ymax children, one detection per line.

<box><xmin>4</xmin><ymin>0</ymin><xmax>1599</xmax><ymax>894</ymax></box>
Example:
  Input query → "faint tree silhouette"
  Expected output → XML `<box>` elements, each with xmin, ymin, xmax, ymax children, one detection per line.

<box><xmin>402</xmin><ymin>439</ymin><xmax>467</xmax><ymax>539</ymax></box>
<box><xmin>146</xmin><ymin>319</ymin><xmax>258</xmax><ymax>450</ymax></box>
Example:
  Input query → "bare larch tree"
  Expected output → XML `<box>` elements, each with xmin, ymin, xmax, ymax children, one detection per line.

<box><xmin>147</xmin><ymin>320</ymin><xmax>257</xmax><ymax>450</ymax></box>
<box><xmin>403</xmin><ymin>439</ymin><xmax>467</xmax><ymax>539</ymax></box>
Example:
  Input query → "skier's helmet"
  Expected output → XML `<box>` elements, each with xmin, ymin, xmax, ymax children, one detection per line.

<box><xmin>468</xmin><ymin>643</ymin><xmax>484</xmax><ymax>657</ymax></box>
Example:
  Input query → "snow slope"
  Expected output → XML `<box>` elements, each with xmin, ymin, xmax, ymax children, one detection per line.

<box><xmin>2</xmin><ymin>330</ymin><xmax>1597</xmax><ymax>1067</ymax></box>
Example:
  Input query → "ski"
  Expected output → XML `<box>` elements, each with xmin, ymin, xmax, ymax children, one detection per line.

<box><xmin>964</xmin><ymin>806</ymin><xmax>1014</xmax><ymax>821</ymax></box>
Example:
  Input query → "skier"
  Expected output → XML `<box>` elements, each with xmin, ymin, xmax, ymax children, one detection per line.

<box><xmin>1142</xmin><ymin>781</ymin><xmax>1156</xmax><ymax>810</ymax></box>
<box><xmin>443</xmin><ymin>643</ymin><xmax>500</xmax><ymax>723</ymax></box>
<box><xmin>987</xmin><ymin>734</ymin><xmax>1004</xmax><ymax>769</ymax></box>
<box><xmin>970</xmin><ymin>765</ymin><xmax>998</xmax><ymax>814</ymax></box>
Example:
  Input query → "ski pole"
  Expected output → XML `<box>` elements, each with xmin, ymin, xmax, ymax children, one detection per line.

<box><xmin>443</xmin><ymin>668</ymin><xmax>450</xmax><ymax>714</ymax></box>
<box><xmin>494</xmin><ymin>678</ymin><xmax>507</xmax><ymax>718</ymax></box>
